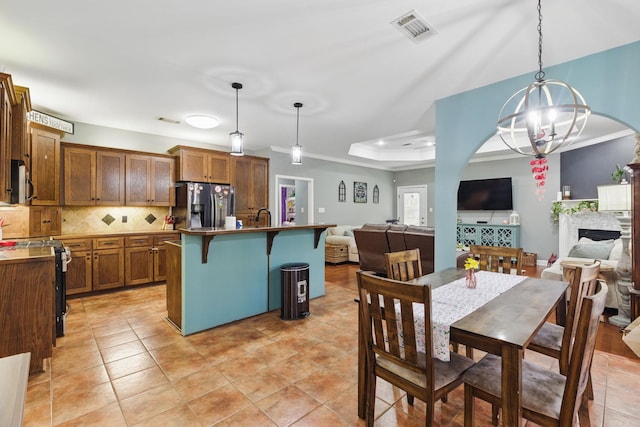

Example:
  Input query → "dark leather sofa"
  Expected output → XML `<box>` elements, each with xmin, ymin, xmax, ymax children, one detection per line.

<box><xmin>354</xmin><ymin>224</ymin><xmax>435</xmax><ymax>276</ymax></box>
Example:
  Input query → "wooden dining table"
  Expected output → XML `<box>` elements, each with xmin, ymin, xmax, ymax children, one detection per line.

<box><xmin>357</xmin><ymin>267</ymin><xmax>568</xmax><ymax>427</ymax></box>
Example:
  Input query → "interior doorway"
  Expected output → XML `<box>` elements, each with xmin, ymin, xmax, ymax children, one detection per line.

<box><xmin>275</xmin><ymin>175</ymin><xmax>314</xmax><ymax>226</ymax></box>
<box><xmin>397</xmin><ymin>185</ymin><xmax>428</xmax><ymax>226</ymax></box>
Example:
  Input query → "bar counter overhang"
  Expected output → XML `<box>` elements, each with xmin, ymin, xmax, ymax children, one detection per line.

<box><xmin>175</xmin><ymin>224</ymin><xmax>334</xmax><ymax>335</ymax></box>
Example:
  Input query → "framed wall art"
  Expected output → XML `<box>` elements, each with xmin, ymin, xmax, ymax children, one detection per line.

<box><xmin>338</xmin><ymin>180</ymin><xmax>346</xmax><ymax>202</ymax></box>
<box><xmin>354</xmin><ymin>181</ymin><xmax>367</xmax><ymax>203</ymax></box>
<box><xmin>373</xmin><ymin>185</ymin><xmax>379</xmax><ymax>204</ymax></box>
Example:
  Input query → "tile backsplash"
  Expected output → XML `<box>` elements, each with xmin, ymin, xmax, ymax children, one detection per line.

<box><xmin>62</xmin><ymin>206</ymin><xmax>172</xmax><ymax>235</ymax></box>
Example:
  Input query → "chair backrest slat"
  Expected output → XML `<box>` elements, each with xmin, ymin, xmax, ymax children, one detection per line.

<box><xmin>385</xmin><ymin>249</ymin><xmax>423</xmax><ymax>281</ymax></box>
<box><xmin>559</xmin><ymin>261</ymin><xmax>601</xmax><ymax>374</ymax></box>
<box><xmin>357</xmin><ymin>271</ymin><xmax>434</xmax><ymax>389</ymax></box>
<box><xmin>469</xmin><ymin>245</ymin><xmax>523</xmax><ymax>275</ymax></box>
<box><xmin>559</xmin><ymin>281</ymin><xmax>607</xmax><ymax>425</ymax></box>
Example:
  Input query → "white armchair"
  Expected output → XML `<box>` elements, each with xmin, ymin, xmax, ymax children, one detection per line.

<box><xmin>325</xmin><ymin>225</ymin><xmax>359</xmax><ymax>263</ymax></box>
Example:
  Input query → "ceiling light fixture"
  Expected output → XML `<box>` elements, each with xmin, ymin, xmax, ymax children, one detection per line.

<box><xmin>185</xmin><ymin>114</ymin><xmax>219</xmax><ymax>129</ymax></box>
<box><xmin>496</xmin><ymin>0</ymin><xmax>590</xmax><ymax>197</ymax></box>
<box><xmin>291</xmin><ymin>102</ymin><xmax>303</xmax><ymax>165</ymax></box>
<box><xmin>229</xmin><ymin>82</ymin><xmax>244</xmax><ymax>156</ymax></box>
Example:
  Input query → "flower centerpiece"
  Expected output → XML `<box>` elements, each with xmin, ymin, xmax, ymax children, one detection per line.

<box><xmin>464</xmin><ymin>257</ymin><xmax>479</xmax><ymax>288</ymax></box>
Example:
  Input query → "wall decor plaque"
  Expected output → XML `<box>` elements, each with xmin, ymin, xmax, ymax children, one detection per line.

<box><xmin>354</xmin><ymin>181</ymin><xmax>367</xmax><ymax>203</ymax></box>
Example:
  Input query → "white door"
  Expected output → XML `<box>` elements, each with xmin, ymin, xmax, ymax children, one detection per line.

<box><xmin>397</xmin><ymin>185</ymin><xmax>428</xmax><ymax>226</ymax></box>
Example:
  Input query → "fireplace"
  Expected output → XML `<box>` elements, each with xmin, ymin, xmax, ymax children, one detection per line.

<box><xmin>578</xmin><ymin>228</ymin><xmax>621</xmax><ymax>241</ymax></box>
<box><xmin>558</xmin><ymin>210</ymin><xmax>620</xmax><ymax>257</ymax></box>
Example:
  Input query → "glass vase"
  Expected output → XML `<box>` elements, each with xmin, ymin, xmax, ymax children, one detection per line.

<box><xmin>465</xmin><ymin>269</ymin><xmax>477</xmax><ymax>288</ymax></box>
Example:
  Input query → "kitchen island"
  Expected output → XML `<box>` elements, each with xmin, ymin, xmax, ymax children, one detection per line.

<box><xmin>0</xmin><ymin>246</ymin><xmax>55</xmax><ymax>374</ymax></box>
<box><xmin>169</xmin><ymin>224</ymin><xmax>333</xmax><ymax>335</ymax></box>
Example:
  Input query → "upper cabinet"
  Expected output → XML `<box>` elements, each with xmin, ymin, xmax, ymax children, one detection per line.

<box><xmin>169</xmin><ymin>146</ymin><xmax>230</xmax><ymax>184</ymax></box>
<box><xmin>63</xmin><ymin>145</ymin><xmax>125</xmax><ymax>205</ymax></box>
<box><xmin>61</xmin><ymin>144</ymin><xmax>174</xmax><ymax>207</ymax></box>
<box><xmin>0</xmin><ymin>73</ymin><xmax>17</xmax><ymax>203</ymax></box>
<box><xmin>231</xmin><ymin>155</ymin><xmax>269</xmax><ymax>227</ymax></box>
<box><xmin>11</xmin><ymin>86</ymin><xmax>31</xmax><ymax>168</ymax></box>
<box><xmin>30</xmin><ymin>123</ymin><xmax>62</xmax><ymax>205</ymax></box>
<box><xmin>125</xmin><ymin>154</ymin><xmax>175</xmax><ymax>206</ymax></box>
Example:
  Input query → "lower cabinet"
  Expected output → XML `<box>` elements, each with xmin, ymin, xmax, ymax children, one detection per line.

<box><xmin>124</xmin><ymin>234</ymin><xmax>174</xmax><ymax>286</ymax></box>
<box><xmin>92</xmin><ymin>237</ymin><xmax>125</xmax><ymax>290</ymax></box>
<box><xmin>64</xmin><ymin>233</ymin><xmax>175</xmax><ymax>295</ymax></box>
<box><xmin>62</xmin><ymin>238</ymin><xmax>93</xmax><ymax>295</ymax></box>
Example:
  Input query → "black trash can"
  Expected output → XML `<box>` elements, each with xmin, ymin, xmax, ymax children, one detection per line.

<box><xmin>281</xmin><ymin>262</ymin><xmax>310</xmax><ymax>320</ymax></box>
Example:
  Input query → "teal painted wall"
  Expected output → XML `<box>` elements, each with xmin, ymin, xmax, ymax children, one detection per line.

<box><xmin>435</xmin><ymin>41</ymin><xmax>640</xmax><ymax>269</ymax></box>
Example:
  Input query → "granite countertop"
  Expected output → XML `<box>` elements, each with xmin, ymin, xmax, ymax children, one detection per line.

<box><xmin>52</xmin><ymin>230</ymin><xmax>180</xmax><ymax>240</ymax></box>
<box><xmin>0</xmin><ymin>247</ymin><xmax>55</xmax><ymax>264</ymax></box>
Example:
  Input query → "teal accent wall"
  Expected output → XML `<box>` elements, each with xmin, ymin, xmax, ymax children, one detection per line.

<box><xmin>435</xmin><ymin>41</ymin><xmax>640</xmax><ymax>270</ymax></box>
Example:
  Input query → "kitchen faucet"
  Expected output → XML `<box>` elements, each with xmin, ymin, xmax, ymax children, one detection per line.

<box><xmin>255</xmin><ymin>208</ymin><xmax>271</xmax><ymax>227</ymax></box>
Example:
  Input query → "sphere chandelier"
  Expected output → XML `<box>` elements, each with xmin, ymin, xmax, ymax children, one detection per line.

<box><xmin>497</xmin><ymin>0</ymin><xmax>591</xmax><ymax>159</ymax></box>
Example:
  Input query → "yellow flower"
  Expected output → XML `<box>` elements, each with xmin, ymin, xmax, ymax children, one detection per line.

<box><xmin>464</xmin><ymin>257</ymin><xmax>479</xmax><ymax>270</ymax></box>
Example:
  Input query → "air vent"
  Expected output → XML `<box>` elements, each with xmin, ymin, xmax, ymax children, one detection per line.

<box><xmin>392</xmin><ymin>10</ymin><xmax>436</xmax><ymax>43</ymax></box>
<box><xmin>158</xmin><ymin>117</ymin><xmax>180</xmax><ymax>124</ymax></box>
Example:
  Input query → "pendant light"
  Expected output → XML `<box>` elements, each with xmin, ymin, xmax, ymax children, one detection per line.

<box><xmin>229</xmin><ymin>82</ymin><xmax>244</xmax><ymax>156</ymax></box>
<box><xmin>291</xmin><ymin>102</ymin><xmax>303</xmax><ymax>165</ymax></box>
<box><xmin>496</xmin><ymin>0</ymin><xmax>590</xmax><ymax>198</ymax></box>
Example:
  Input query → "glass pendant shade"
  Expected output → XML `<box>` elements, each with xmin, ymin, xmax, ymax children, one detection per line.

<box><xmin>291</xmin><ymin>145</ymin><xmax>302</xmax><ymax>165</ymax></box>
<box><xmin>229</xmin><ymin>130</ymin><xmax>244</xmax><ymax>156</ymax></box>
<box><xmin>291</xmin><ymin>102</ymin><xmax>303</xmax><ymax>165</ymax></box>
<box><xmin>230</xmin><ymin>82</ymin><xmax>245</xmax><ymax>156</ymax></box>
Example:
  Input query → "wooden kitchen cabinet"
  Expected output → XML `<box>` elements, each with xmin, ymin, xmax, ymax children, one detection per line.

<box><xmin>231</xmin><ymin>155</ymin><xmax>269</xmax><ymax>227</ymax></box>
<box><xmin>169</xmin><ymin>146</ymin><xmax>230</xmax><ymax>183</ymax></box>
<box><xmin>165</xmin><ymin>241</ymin><xmax>182</xmax><ymax>329</ymax></box>
<box><xmin>124</xmin><ymin>233</ymin><xmax>174</xmax><ymax>285</ymax></box>
<box><xmin>11</xmin><ymin>86</ymin><xmax>31</xmax><ymax>168</ymax></box>
<box><xmin>126</xmin><ymin>154</ymin><xmax>175</xmax><ymax>206</ymax></box>
<box><xmin>0</xmin><ymin>254</ymin><xmax>55</xmax><ymax>374</ymax></box>
<box><xmin>60</xmin><ymin>238</ymin><xmax>93</xmax><ymax>295</ymax></box>
<box><xmin>30</xmin><ymin>123</ymin><xmax>62</xmax><ymax>205</ymax></box>
<box><xmin>92</xmin><ymin>237</ymin><xmax>124</xmax><ymax>290</ymax></box>
<box><xmin>0</xmin><ymin>73</ymin><xmax>17</xmax><ymax>203</ymax></box>
<box><xmin>153</xmin><ymin>234</ymin><xmax>174</xmax><ymax>281</ymax></box>
<box><xmin>29</xmin><ymin>206</ymin><xmax>62</xmax><ymax>237</ymax></box>
<box><xmin>63</xmin><ymin>145</ymin><xmax>125</xmax><ymax>205</ymax></box>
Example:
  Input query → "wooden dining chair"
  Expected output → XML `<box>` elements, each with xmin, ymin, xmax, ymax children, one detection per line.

<box><xmin>468</xmin><ymin>245</ymin><xmax>523</xmax><ymax>275</ymax></box>
<box><xmin>385</xmin><ymin>249</ymin><xmax>422</xmax><ymax>281</ymax></box>
<box><xmin>528</xmin><ymin>261</ymin><xmax>600</xmax><ymax>375</ymax></box>
<box><xmin>462</xmin><ymin>281</ymin><xmax>607</xmax><ymax>427</ymax></box>
<box><xmin>357</xmin><ymin>270</ymin><xmax>475</xmax><ymax>427</ymax></box>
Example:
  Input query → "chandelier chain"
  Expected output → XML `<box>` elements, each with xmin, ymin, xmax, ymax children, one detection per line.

<box><xmin>535</xmin><ymin>0</ymin><xmax>545</xmax><ymax>82</ymax></box>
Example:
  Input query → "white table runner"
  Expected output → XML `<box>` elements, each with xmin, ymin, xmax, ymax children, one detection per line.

<box><xmin>412</xmin><ymin>270</ymin><xmax>527</xmax><ymax>361</ymax></box>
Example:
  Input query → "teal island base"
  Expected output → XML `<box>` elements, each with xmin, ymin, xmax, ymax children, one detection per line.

<box><xmin>173</xmin><ymin>225</ymin><xmax>331</xmax><ymax>335</ymax></box>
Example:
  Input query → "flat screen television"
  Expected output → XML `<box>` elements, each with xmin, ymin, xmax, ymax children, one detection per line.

<box><xmin>457</xmin><ymin>177</ymin><xmax>513</xmax><ymax>211</ymax></box>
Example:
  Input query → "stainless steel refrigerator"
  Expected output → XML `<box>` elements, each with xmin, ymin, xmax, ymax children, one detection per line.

<box><xmin>174</xmin><ymin>182</ymin><xmax>235</xmax><ymax>229</ymax></box>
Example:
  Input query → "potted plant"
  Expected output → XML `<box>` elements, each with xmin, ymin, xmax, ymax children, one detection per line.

<box><xmin>611</xmin><ymin>164</ymin><xmax>625</xmax><ymax>184</ymax></box>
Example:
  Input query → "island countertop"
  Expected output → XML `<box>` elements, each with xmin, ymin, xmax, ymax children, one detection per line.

<box><xmin>178</xmin><ymin>223</ymin><xmax>335</xmax><ymax>236</ymax></box>
<box><xmin>179</xmin><ymin>224</ymin><xmax>336</xmax><ymax>263</ymax></box>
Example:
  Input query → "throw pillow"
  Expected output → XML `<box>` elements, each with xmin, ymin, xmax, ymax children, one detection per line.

<box><xmin>608</xmin><ymin>239</ymin><xmax>623</xmax><ymax>261</ymax></box>
<box><xmin>344</xmin><ymin>229</ymin><xmax>354</xmax><ymax>237</ymax></box>
<box><xmin>567</xmin><ymin>240</ymin><xmax>614</xmax><ymax>259</ymax></box>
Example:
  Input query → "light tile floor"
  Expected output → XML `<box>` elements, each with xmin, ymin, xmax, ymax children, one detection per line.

<box><xmin>22</xmin><ymin>266</ymin><xmax>640</xmax><ymax>426</ymax></box>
